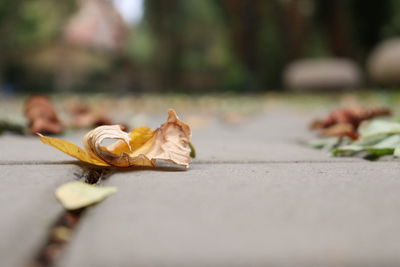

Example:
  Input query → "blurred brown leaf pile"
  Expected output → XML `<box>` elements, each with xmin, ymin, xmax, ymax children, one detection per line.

<box><xmin>24</xmin><ymin>96</ymin><xmax>64</xmax><ymax>135</ymax></box>
<box><xmin>311</xmin><ymin>106</ymin><xmax>391</xmax><ymax>139</ymax></box>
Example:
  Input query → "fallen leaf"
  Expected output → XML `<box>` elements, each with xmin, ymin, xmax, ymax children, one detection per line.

<box><xmin>38</xmin><ymin>134</ymin><xmax>111</xmax><ymax>166</ymax></box>
<box><xmin>55</xmin><ymin>181</ymin><xmax>117</xmax><ymax>210</ymax></box>
<box><xmin>65</xmin><ymin>101</ymin><xmax>113</xmax><ymax>129</ymax></box>
<box><xmin>307</xmin><ymin>137</ymin><xmax>348</xmax><ymax>151</ymax></box>
<box><xmin>319</xmin><ymin>123</ymin><xmax>356</xmax><ymax>139</ymax></box>
<box><xmin>332</xmin><ymin>120</ymin><xmax>400</xmax><ymax>158</ymax></box>
<box><xmin>311</xmin><ymin>106</ymin><xmax>391</xmax><ymax>138</ymax></box>
<box><xmin>52</xmin><ymin>226</ymin><xmax>72</xmax><ymax>242</ymax></box>
<box><xmin>0</xmin><ymin>120</ymin><xmax>25</xmax><ymax>135</ymax></box>
<box><xmin>189</xmin><ymin>142</ymin><xmax>196</xmax><ymax>158</ymax></box>
<box><xmin>394</xmin><ymin>146</ymin><xmax>400</xmax><ymax>158</ymax></box>
<box><xmin>357</xmin><ymin>120</ymin><xmax>400</xmax><ymax>137</ymax></box>
<box><xmin>39</xmin><ymin>109</ymin><xmax>192</xmax><ymax>168</ymax></box>
<box><xmin>24</xmin><ymin>95</ymin><xmax>64</xmax><ymax>135</ymax></box>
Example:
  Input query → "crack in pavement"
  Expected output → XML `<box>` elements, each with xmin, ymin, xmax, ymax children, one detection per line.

<box><xmin>0</xmin><ymin>159</ymin><xmax>394</xmax><ymax>166</ymax></box>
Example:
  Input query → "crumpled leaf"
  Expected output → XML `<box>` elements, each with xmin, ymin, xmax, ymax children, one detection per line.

<box><xmin>65</xmin><ymin>101</ymin><xmax>113</xmax><ymax>129</ymax></box>
<box><xmin>55</xmin><ymin>181</ymin><xmax>117</xmax><ymax>210</ymax></box>
<box><xmin>39</xmin><ymin>109</ymin><xmax>192</xmax><ymax>168</ymax></box>
<box><xmin>318</xmin><ymin>123</ymin><xmax>356</xmax><ymax>139</ymax></box>
<box><xmin>311</xmin><ymin>106</ymin><xmax>391</xmax><ymax>138</ymax></box>
<box><xmin>25</xmin><ymin>95</ymin><xmax>64</xmax><ymax>135</ymax></box>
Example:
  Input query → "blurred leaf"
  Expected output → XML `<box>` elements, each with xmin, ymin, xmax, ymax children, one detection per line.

<box><xmin>52</xmin><ymin>226</ymin><xmax>72</xmax><ymax>242</ymax></box>
<box><xmin>394</xmin><ymin>146</ymin><xmax>400</xmax><ymax>158</ymax></box>
<box><xmin>358</xmin><ymin>120</ymin><xmax>400</xmax><ymax>137</ymax></box>
<box><xmin>189</xmin><ymin>142</ymin><xmax>196</xmax><ymax>158</ymax></box>
<box><xmin>333</xmin><ymin>130</ymin><xmax>400</xmax><ymax>158</ymax></box>
<box><xmin>0</xmin><ymin>120</ymin><xmax>25</xmax><ymax>135</ymax></box>
<box><xmin>307</xmin><ymin>137</ymin><xmax>342</xmax><ymax>151</ymax></box>
<box><xmin>55</xmin><ymin>181</ymin><xmax>117</xmax><ymax>210</ymax></box>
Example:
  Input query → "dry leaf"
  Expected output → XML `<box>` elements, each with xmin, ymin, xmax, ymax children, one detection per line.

<box><xmin>52</xmin><ymin>226</ymin><xmax>72</xmax><ymax>242</ymax></box>
<box><xmin>311</xmin><ymin>106</ymin><xmax>391</xmax><ymax>138</ymax></box>
<box><xmin>39</xmin><ymin>109</ymin><xmax>192</xmax><ymax>168</ymax></box>
<box><xmin>319</xmin><ymin>123</ymin><xmax>356</xmax><ymax>139</ymax></box>
<box><xmin>55</xmin><ymin>181</ymin><xmax>117</xmax><ymax>210</ymax></box>
<box><xmin>65</xmin><ymin>101</ymin><xmax>113</xmax><ymax>129</ymax></box>
<box><xmin>24</xmin><ymin>95</ymin><xmax>64</xmax><ymax>135</ymax></box>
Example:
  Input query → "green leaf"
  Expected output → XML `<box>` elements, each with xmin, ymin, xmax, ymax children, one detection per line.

<box><xmin>358</xmin><ymin>120</ymin><xmax>400</xmax><ymax>137</ymax></box>
<box><xmin>333</xmin><ymin>134</ymin><xmax>400</xmax><ymax>158</ymax></box>
<box><xmin>55</xmin><ymin>181</ymin><xmax>117</xmax><ymax>210</ymax></box>
<box><xmin>189</xmin><ymin>142</ymin><xmax>196</xmax><ymax>158</ymax></box>
<box><xmin>364</xmin><ymin>147</ymin><xmax>394</xmax><ymax>156</ymax></box>
<box><xmin>0</xmin><ymin>120</ymin><xmax>25</xmax><ymax>135</ymax></box>
<box><xmin>332</xmin><ymin>145</ymin><xmax>363</xmax><ymax>156</ymax></box>
<box><xmin>394</xmin><ymin>146</ymin><xmax>400</xmax><ymax>158</ymax></box>
<box><xmin>372</xmin><ymin>134</ymin><xmax>400</xmax><ymax>148</ymax></box>
<box><xmin>352</xmin><ymin>133</ymin><xmax>390</xmax><ymax>146</ymax></box>
<box><xmin>307</xmin><ymin>137</ymin><xmax>337</xmax><ymax>149</ymax></box>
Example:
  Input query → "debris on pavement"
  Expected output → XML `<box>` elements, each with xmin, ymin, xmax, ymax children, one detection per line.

<box><xmin>55</xmin><ymin>181</ymin><xmax>117</xmax><ymax>210</ymax></box>
<box><xmin>309</xmin><ymin>107</ymin><xmax>400</xmax><ymax>159</ymax></box>
<box><xmin>0</xmin><ymin>120</ymin><xmax>25</xmax><ymax>135</ymax></box>
<box><xmin>332</xmin><ymin>119</ymin><xmax>400</xmax><ymax>158</ymax></box>
<box><xmin>24</xmin><ymin>95</ymin><xmax>64</xmax><ymax>135</ymax></box>
<box><xmin>65</xmin><ymin>101</ymin><xmax>113</xmax><ymax>129</ymax></box>
<box><xmin>310</xmin><ymin>106</ymin><xmax>391</xmax><ymax>139</ymax></box>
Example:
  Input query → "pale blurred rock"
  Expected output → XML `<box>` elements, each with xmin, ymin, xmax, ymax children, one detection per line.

<box><xmin>368</xmin><ymin>38</ymin><xmax>400</xmax><ymax>85</ymax></box>
<box><xmin>284</xmin><ymin>59</ymin><xmax>362</xmax><ymax>91</ymax></box>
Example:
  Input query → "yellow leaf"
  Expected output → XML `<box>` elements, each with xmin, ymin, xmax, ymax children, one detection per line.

<box><xmin>55</xmin><ymin>181</ymin><xmax>117</xmax><ymax>210</ymax></box>
<box><xmin>39</xmin><ymin>134</ymin><xmax>110</xmax><ymax>166</ymax></box>
<box><xmin>52</xmin><ymin>226</ymin><xmax>72</xmax><ymax>242</ymax></box>
<box><xmin>108</xmin><ymin>126</ymin><xmax>154</xmax><ymax>156</ymax></box>
<box><xmin>130</xmin><ymin>126</ymin><xmax>155</xmax><ymax>150</ymax></box>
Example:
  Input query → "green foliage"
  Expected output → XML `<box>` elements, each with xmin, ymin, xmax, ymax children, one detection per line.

<box><xmin>2</xmin><ymin>0</ymin><xmax>400</xmax><ymax>92</ymax></box>
<box><xmin>332</xmin><ymin>120</ymin><xmax>400</xmax><ymax>159</ymax></box>
<box><xmin>0</xmin><ymin>0</ymin><xmax>70</xmax><ymax>50</ymax></box>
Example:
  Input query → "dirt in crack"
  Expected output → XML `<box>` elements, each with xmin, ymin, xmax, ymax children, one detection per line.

<box><xmin>28</xmin><ymin>167</ymin><xmax>114</xmax><ymax>267</ymax></box>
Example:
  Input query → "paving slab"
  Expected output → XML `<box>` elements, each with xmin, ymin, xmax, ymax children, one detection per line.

<box><xmin>0</xmin><ymin>165</ymin><xmax>80</xmax><ymax>267</ymax></box>
<box><xmin>59</xmin><ymin>162</ymin><xmax>400</xmax><ymax>267</ymax></box>
<box><xmin>0</xmin><ymin>134</ymin><xmax>76</xmax><ymax>163</ymax></box>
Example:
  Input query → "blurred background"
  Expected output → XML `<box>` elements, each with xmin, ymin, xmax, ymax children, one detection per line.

<box><xmin>1</xmin><ymin>0</ymin><xmax>400</xmax><ymax>94</ymax></box>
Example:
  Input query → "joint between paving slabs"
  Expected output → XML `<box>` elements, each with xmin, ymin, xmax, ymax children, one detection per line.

<box><xmin>28</xmin><ymin>167</ymin><xmax>114</xmax><ymax>267</ymax></box>
<box><xmin>0</xmin><ymin>159</ymin><xmax>381</xmax><ymax>167</ymax></box>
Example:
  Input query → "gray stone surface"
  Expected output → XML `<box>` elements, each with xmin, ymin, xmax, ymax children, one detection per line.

<box><xmin>0</xmin><ymin>134</ymin><xmax>80</xmax><ymax>163</ymax></box>
<box><xmin>1</xmin><ymin>106</ymin><xmax>399</xmax><ymax>267</ymax></box>
<box><xmin>59</xmin><ymin>162</ymin><xmax>400</xmax><ymax>267</ymax></box>
<box><xmin>0</xmin><ymin>165</ymin><xmax>80</xmax><ymax>267</ymax></box>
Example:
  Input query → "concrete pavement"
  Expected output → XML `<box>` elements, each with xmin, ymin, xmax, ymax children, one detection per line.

<box><xmin>1</xmin><ymin>108</ymin><xmax>399</xmax><ymax>267</ymax></box>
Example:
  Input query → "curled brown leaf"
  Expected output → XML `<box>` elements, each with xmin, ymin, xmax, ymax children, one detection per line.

<box><xmin>24</xmin><ymin>95</ymin><xmax>64</xmax><ymax>135</ymax></box>
<box><xmin>311</xmin><ymin>106</ymin><xmax>391</xmax><ymax>139</ymax></box>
